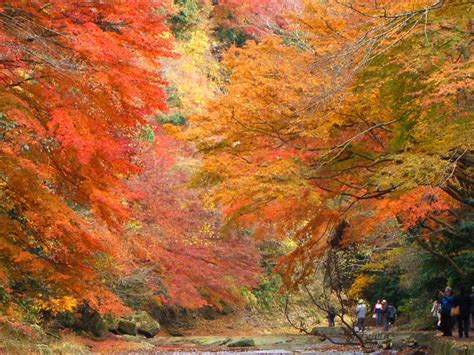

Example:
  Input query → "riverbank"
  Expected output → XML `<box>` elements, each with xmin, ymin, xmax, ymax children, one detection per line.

<box><xmin>2</xmin><ymin>325</ymin><xmax>474</xmax><ymax>354</ymax></box>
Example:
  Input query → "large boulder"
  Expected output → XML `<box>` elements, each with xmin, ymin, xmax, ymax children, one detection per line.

<box><xmin>69</xmin><ymin>305</ymin><xmax>108</xmax><ymax>337</ymax></box>
<box><xmin>129</xmin><ymin>311</ymin><xmax>160</xmax><ymax>338</ymax></box>
<box><xmin>102</xmin><ymin>314</ymin><xmax>120</xmax><ymax>334</ymax></box>
<box><xmin>118</xmin><ymin>319</ymin><xmax>137</xmax><ymax>336</ymax></box>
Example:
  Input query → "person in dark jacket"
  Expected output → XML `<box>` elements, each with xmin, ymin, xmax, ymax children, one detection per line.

<box><xmin>469</xmin><ymin>286</ymin><xmax>474</xmax><ymax>331</ymax></box>
<box><xmin>454</xmin><ymin>287</ymin><xmax>471</xmax><ymax>338</ymax></box>
<box><xmin>387</xmin><ymin>304</ymin><xmax>397</xmax><ymax>326</ymax></box>
<box><xmin>327</xmin><ymin>306</ymin><xmax>336</xmax><ymax>327</ymax></box>
<box><xmin>439</xmin><ymin>287</ymin><xmax>454</xmax><ymax>336</ymax></box>
<box><xmin>381</xmin><ymin>300</ymin><xmax>396</xmax><ymax>331</ymax></box>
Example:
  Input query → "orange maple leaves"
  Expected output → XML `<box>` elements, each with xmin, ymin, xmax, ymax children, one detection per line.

<box><xmin>0</xmin><ymin>1</ymin><xmax>173</xmax><ymax>314</ymax></box>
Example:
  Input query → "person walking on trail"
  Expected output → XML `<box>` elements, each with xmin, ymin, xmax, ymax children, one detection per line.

<box><xmin>386</xmin><ymin>302</ymin><xmax>397</xmax><ymax>331</ymax></box>
<box><xmin>356</xmin><ymin>299</ymin><xmax>367</xmax><ymax>333</ymax></box>
<box><xmin>454</xmin><ymin>286</ymin><xmax>471</xmax><ymax>338</ymax></box>
<box><xmin>327</xmin><ymin>306</ymin><xmax>336</xmax><ymax>327</ymax></box>
<box><xmin>381</xmin><ymin>300</ymin><xmax>391</xmax><ymax>331</ymax></box>
<box><xmin>373</xmin><ymin>299</ymin><xmax>383</xmax><ymax>327</ymax></box>
<box><xmin>470</xmin><ymin>286</ymin><xmax>474</xmax><ymax>331</ymax></box>
<box><xmin>439</xmin><ymin>287</ymin><xmax>455</xmax><ymax>336</ymax></box>
<box><xmin>431</xmin><ymin>296</ymin><xmax>441</xmax><ymax>329</ymax></box>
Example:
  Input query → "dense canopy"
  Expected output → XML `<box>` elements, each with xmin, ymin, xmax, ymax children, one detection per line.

<box><xmin>0</xmin><ymin>0</ymin><xmax>472</xmax><ymax>338</ymax></box>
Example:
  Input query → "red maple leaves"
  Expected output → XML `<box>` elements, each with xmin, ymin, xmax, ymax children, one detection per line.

<box><xmin>0</xmin><ymin>1</ymin><xmax>259</xmax><ymax>315</ymax></box>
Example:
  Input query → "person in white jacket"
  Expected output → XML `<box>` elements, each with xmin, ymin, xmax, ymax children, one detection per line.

<box><xmin>431</xmin><ymin>297</ymin><xmax>441</xmax><ymax>328</ymax></box>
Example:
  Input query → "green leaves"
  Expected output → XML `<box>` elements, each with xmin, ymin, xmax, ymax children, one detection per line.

<box><xmin>156</xmin><ymin>112</ymin><xmax>187</xmax><ymax>126</ymax></box>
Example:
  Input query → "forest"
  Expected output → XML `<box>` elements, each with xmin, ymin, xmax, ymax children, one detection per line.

<box><xmin>0</xmin><ymin>0</ymin><xmax>472</xmax><ymax>353</ymax></box>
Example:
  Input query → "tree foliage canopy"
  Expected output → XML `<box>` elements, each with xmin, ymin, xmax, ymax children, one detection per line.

<box><xmin>189</xmin><ymin>0</ymin><xmax>473</xmax><ymax>287</ymax></box>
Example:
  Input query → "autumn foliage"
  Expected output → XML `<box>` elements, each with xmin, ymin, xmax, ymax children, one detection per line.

<box><xmin>189</xmin><ymin>0</ymin><xmax>473</xmax><ymax>287</ymax></box>
<box><xmin>212</xmin><ymin>0</ymin><xmax>300</xmax><ymax>35</ymax></box>
<box><xmin>0</xmin><ymin>0</ymin><xmax>472</xmax><ymax>332</ymax></box>
<box><xmin>0</xmin><ymin>0</ymin><xmax>258</xmax><ymax>318</ymax></box>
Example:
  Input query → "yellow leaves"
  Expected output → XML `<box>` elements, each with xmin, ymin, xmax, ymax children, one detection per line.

<box><xmin>2</xmin><ymin>303</ymin><xmax>25</xmax><ymax>320</ymax></box>
<box><xmin>157</xmin><ymin>30</ymin><xmax>173</xmax><ymax>39</ymax></box>
<box><xmin>188</xmin><ymin>0</ymin><xmax>472</xmax><ymax>277</ymax></box>
<box><xmin>181</xmin><ymin>28</ymin><xmax>209</xmax><ymax>57</ymax></box>
<box><xmin>375</xmin><ymin>153</ymin><xmax>452</xmax><ymax>191</ymax></box>
<box><xmin>163</xmin><ymin>16</ymin><xmax>220</xmax><ymax>113</ymax></box>
<box><xmin>347</xmin><ymin>274</ymin><xmax>377</xmax><ymax>299</ymax></box>
<box><xmin>36</xmin><ymin>296</ymin><xmax>78</xmax><ymax>314</ymax></box>
<box><xmin>202</xmin><ymin>194</ymin><xmax>216</xmax><ymax>210</ymax></box>
<box><xmin>281</xmin><ymin>236</ymin><xmax>297</xmax><ymax>252</ymax></box>
<box><xmin>162</xmin><ymin>123</ymin><xmax>184</xmax><ymax>137</ymax></box>
<box><xmin>197</xmin><ymin>222</ymin><xmax>216</xmax><ymax>240</ymax></box>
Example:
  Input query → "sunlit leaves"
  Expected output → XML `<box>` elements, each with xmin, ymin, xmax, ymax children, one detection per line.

<box><xmin>189</xmin><ymin>0</ymin><xmax>473</xmax><ymax>288</ymax></box>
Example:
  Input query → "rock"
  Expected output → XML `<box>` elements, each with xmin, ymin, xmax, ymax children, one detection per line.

<box><xmin>220</xmin><ymin>304</ymin><xmax>233</xmax><ymax>315</ymax></box>
<box><xmin>56</xmin><ymin>311</ymin><xmax>76</xmax><ymax>329</ymax></box>
<box><xmin>118</xmin><ymin>319</ymin><xmax>137</xmax><ymax>336</ymax></box>
<box><xmin>200</xmin><ymin>306</ymin><xmax>219</xmax><ymax>320</ymax></box>
<box><xmin>74</xmin><ymin>306</ymin><xmax>107</xmax><ymax>337</ymax></box>
<box><xmin>227</xmin><ymin>338</ymin><xmax>256</xmax><ymax>348</ymax></box>
<box><xmin>219</xmin><ymin>338</ymin><xmax>232</xmax><ymax>345</ymax></box>
<box><xmin>391</xmin><ymin>335</ymin><xmax>418</xmax><ymax>350</ymax></box>
<box><xmin>102</xmin><ymin>314</ymin><xmax>120</xmax><ymax>334</ymax></box>
<box><xmin>129</xmin><ymin>311</ymin><xmax>160</xmax><ymax>338</ymax></box>
<box><xmin>168</xmin><ymin>330</ymin><xmax>184</xmax><ymax>337</ymax></box>
<box><xmin>310</xmin><ymin>326</ymin><xmax>344</xmax><ymax>338</ymax></box>
<box><xmin>402</xmin><ymin>336</ymin><xmax>417</xmax><ymax>348</ymax></box>
<box><xmin>377</xmin><ymin>338</ymin><xmax>392</xmax><ymax>350</ymax></box>
<box><xmin>210</xmin><ymin>338</ymin><xmax>232</xmax><ymax>346</ymax></box>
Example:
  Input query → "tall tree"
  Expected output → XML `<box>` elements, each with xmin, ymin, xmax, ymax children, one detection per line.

<box><xmin>125</xmin><ymin>130</ymin><xmax>260</xmax><ymax>308</ymax></box>
<box><xmin>0</xmin><ymin>1</ymin><xmax>172</xmax><ymax>315</ymax></box>
<box><xmin>189</xmin><ymin>0</ymin><xmax>473</xmax><ymax>286</ymax></box>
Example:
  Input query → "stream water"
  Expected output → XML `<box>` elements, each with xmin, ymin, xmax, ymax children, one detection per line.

<box><xmin>147</xmin><ymin>334</ymin><xmax>431</xmax><ymax>354</ymax></box>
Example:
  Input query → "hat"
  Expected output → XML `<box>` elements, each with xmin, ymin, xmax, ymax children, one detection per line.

<box><xmin>358</xmin><ymin>299</ymin><xmax>364</xmax><ymax>304</ymax></box>
<box><xmin>382</xmin><ymin>299</ymin><xmax>387</xmax><ymax>304</ymax></box>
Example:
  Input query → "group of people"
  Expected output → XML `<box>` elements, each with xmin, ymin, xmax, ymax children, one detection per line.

<box><xmin>354</xmin><ymin>299</ymin><xmax>397</xmax><ymax>332</ymax></box>
<box><xmin>326</xmin><ymin>285</ymin><xmax>474</xmax><ymax>336</ymax></box>
<box><xmin>433</xmin><ymin>286</ymin><xmax>474</xmax><ymax>338</ymax></box>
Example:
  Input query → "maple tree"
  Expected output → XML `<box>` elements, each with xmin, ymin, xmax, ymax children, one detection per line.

<box><xmin>0</xmin><ymin>0</ymin><xmax>471</xmax><ymax>338</ymax></box>
<box><xmin>212</xmin><ymin>0</ymin><xmax>299</xmax><ymax>35</ymax></box>
<box><xmin>0</xmin><ymin>0</ymin><xmax>175</xmax><ymax>315</ymax></box>
<box><xmin>124</xmin><ymin>130</ymin><xmax>260</xmax><ymax>308</ymax></box>
<box><xmin>0</xmin><ymin>0</ymin><xmax>260</xmax><ymax>319</ymax></box>
<box><xmin>189</xmin><ymin>0</ymin><xmax>473</xmax><ymax>289</ymax></box>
